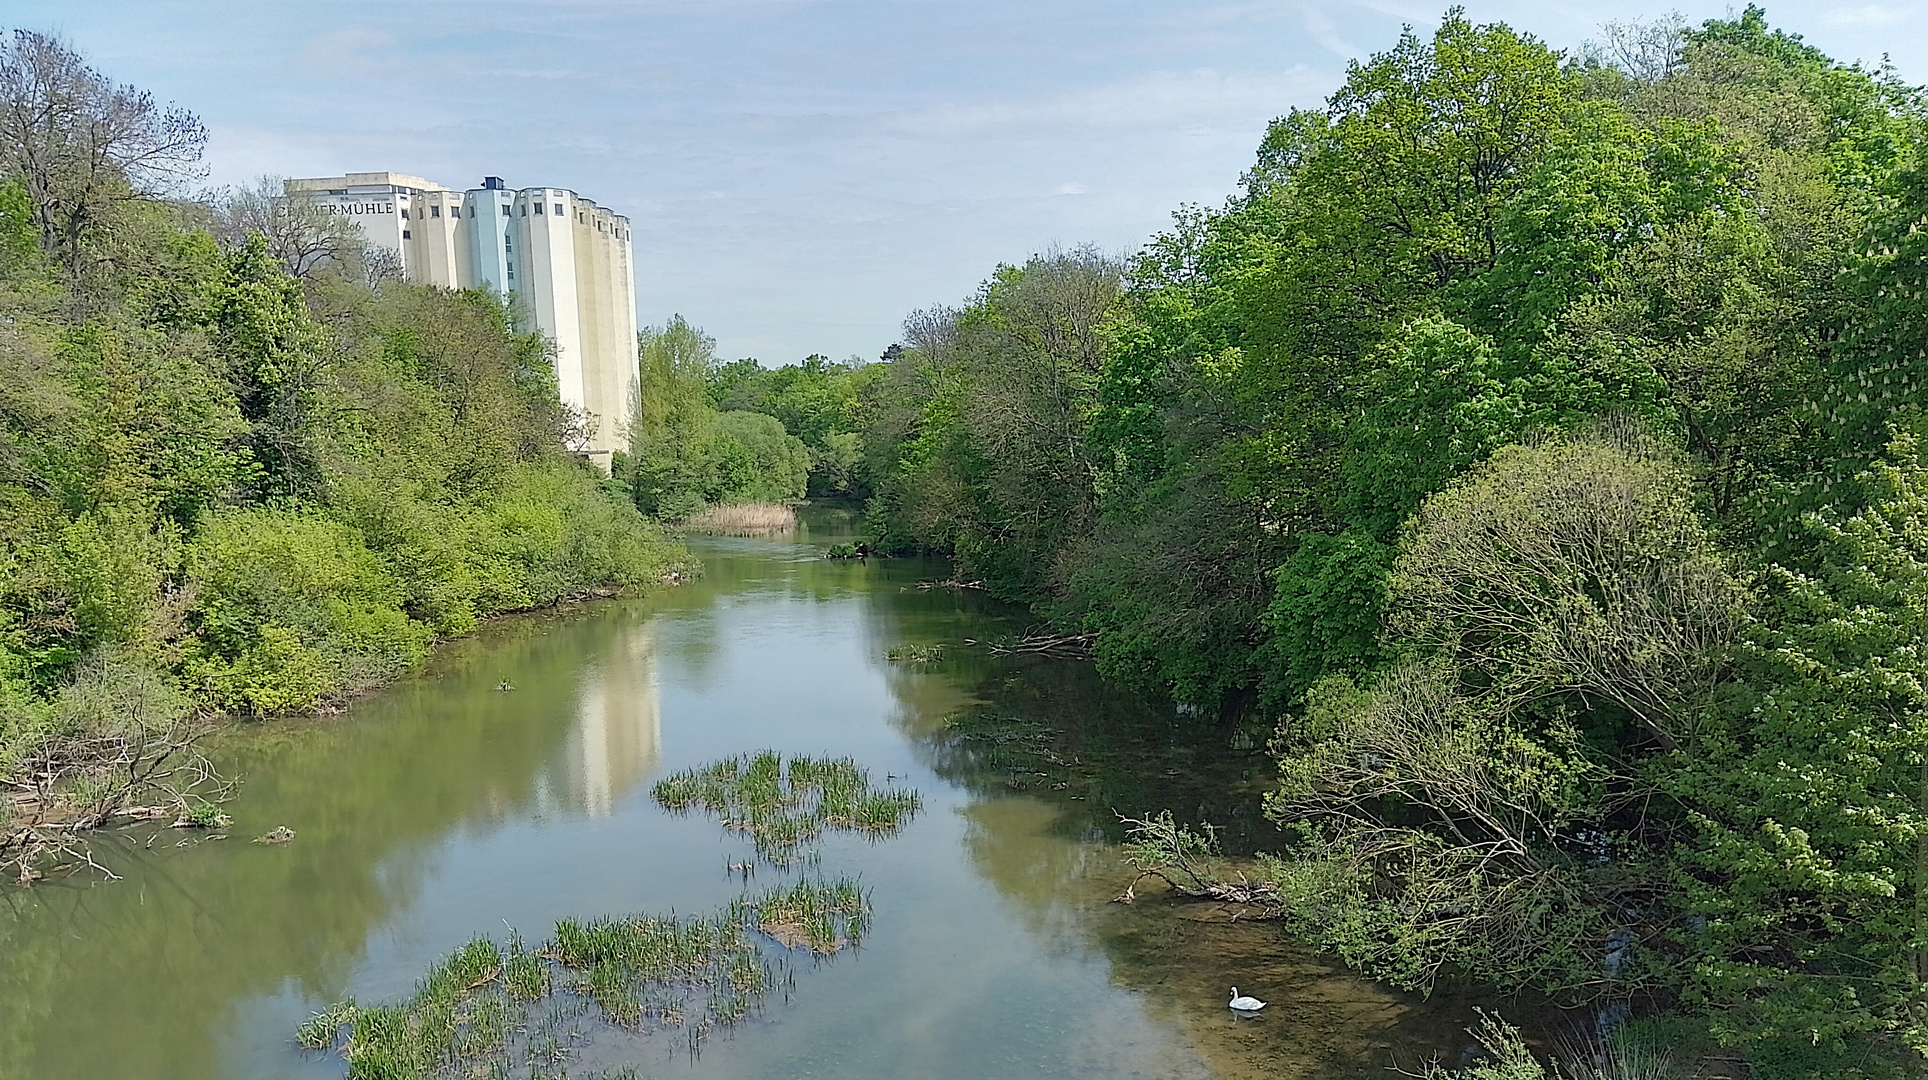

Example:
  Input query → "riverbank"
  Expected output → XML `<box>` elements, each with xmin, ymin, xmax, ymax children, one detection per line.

<box><xmin>0</xmin><ymin>518</ymin><xmax>1540</xmax><ymax>1080</ymax></box>
<box><xmin>0</xmin><ymin>552</ymin><xmax>696</xmax><ymax>886</ymax></box>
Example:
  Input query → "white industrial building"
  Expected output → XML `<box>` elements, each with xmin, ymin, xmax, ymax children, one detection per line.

<box><xmin>282</xmin><ymin>172</ymin><xmax>639</xmax><ymax>472</ymax></box>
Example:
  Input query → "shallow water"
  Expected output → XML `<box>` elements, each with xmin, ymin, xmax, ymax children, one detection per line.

<box><xmin>0</xmin><ymin>509</ymin><xmax>1543</xmax><ymax>1078</ymax></box>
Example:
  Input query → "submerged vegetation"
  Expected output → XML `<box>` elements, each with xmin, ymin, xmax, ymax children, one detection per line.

<box><xmin>883</xmin><ymin>642</ymin><xmax>944</xmax><ymax>664</ymax></box>
<box><xmin>296</xmin><ymin>878</ymin><xmax>869</xmax><ymax>1078</ymax></box>
<box><xmin>651</xmin><ymin>752</ymin><xmax>920</xmax><ymax>864</ymax></box>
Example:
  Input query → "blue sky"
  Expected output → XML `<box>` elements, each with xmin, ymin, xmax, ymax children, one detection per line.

<box><xmin>8</xmin><ymin>1</ymin><xmax>1922</xmax><ymax>364</ymax></box>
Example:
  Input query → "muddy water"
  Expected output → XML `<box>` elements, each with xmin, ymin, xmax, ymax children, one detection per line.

<box><xmin>0</xmin><ymin>508</ymin><xmax>1546</xmax><ymax>1078</ymax></box>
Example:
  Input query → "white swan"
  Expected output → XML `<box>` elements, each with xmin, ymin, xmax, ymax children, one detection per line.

<box><xmin>1229</xmin><ymin>987</ymin><xmax>1265</xmax><ymax>1011</ymax></box>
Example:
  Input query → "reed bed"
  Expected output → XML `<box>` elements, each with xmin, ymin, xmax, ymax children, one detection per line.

<box><xmin>884</xmin><ymin>642</ymin><xmax>945</xmax><ymax>663</ymax></box>
<box><xmin>678</xmin><ymin>502</ymin><xmax>797</xmax><ymax>535</ymax></box>
<box><xmin>652</xmin><ymin>752</ymin><xmax>921</xmax><ymax>864</ymax></box>
<box><xmin>297</xmin><ymin>878</ymin><xmax>869</xmax><ymax>1079</ymax></box>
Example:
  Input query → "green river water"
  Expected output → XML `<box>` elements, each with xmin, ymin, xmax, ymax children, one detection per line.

<box><xmin>0</xmin><ymin>509</ymin><xmax>1550</xmax><ymax>1079</ymax></box>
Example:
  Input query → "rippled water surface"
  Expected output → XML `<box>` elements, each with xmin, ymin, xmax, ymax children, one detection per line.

<box><xmin>0</xmin><ymin>508</ymin><xmax>1529</xmax><ymax>1078</ymax></box>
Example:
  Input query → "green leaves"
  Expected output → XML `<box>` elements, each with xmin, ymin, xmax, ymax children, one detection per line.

<box><xmin>1264</xmin><ymin>426</ymin><xmax>1739</xmax><ymax>995</ymax></box>
<box><xmin>1677</xmin><ymin>434</ymin><xmax>1928</xmax><ymax>1068</ymax></box>
<box><xmin>626</xmin><ymin>317</ymin><xmax>813</xmax><ymax>517</ymax></box>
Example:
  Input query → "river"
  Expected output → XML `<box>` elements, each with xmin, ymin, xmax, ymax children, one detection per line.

<box><xmin>0</xmin><ymin>509</ymin><xmax>1531</xmax><ymax>1079</ymax></box>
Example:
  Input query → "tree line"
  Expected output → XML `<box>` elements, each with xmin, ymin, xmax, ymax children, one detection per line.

<box><xmin>696</xmin><ymin>8</ymin><xmax>1928</xmax><ymax>1076</ymax></box>
<box><xmin>0</xmin><ymin>30</ymin><xmax>684</xmax><ymax>878</ymax></box>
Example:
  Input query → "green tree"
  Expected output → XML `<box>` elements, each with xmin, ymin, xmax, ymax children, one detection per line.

<box><xmin>1267</xmin><ymin>425</ymin><xmax>1744</xmax><ymax>994</ymax></box>
<box><xmin>1677</xmin><ymin>434</ymin><xmax>1928</xmax><ymax>1074</ymax></box>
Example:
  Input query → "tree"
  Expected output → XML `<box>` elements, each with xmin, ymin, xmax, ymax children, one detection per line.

<box><xmin>862</xmin><ymin>247</ymin><xmax>1123</xmax><ymax>598</ymax></box>
<box><xmin>0</xmin><ymin>29</ymin><xmax>206</xmax><ymax>278</ymax></box>
<box><xmin>1677</xmin><ymin>434</ymin><xmax>1928</xmax><ymax>1072</ymax></box>
<box><xmin>625</xmin><ymin>317</ymin><xmax>809</xmax><ymax>517</ymax></box>
<box><xmin>211</xmin><ymin>176</ymin><xmax>371</xmax><ymax>284</ymax></box>
<box><xmin>1266</xmin><ymin>425</ymin><xmax>1744</xmax><ymax>993</ymax></box>
<box><xmin>634</xmin><ymin>315</ymin><xmax>715</xmax><ymax>439</ymax></box>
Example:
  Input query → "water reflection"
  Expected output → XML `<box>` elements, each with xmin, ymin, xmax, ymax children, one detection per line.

<box><xmin>562</xmin><ymin>623</ymin><xmax>662</xmax><ymax>818</ymax></box>
<box><xmin>0</xmin><ymin>509</ymin><xmax>1534</xmax><ymax>1080</ymax></box>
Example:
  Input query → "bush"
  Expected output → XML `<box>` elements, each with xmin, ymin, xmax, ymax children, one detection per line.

<box><xmin>479</xmin><ymin>459</ymin><xmax>682</xmax><ymax>605</ymax></box>
<box><xmin>182</xmin><ymin>507</ymin><xmax>433</xmax><ymax>713</ymax></box>
<box><xmin>629</xmin><ymin>411</ymin><xmax>809</xmax><ymax>518</ymax></box>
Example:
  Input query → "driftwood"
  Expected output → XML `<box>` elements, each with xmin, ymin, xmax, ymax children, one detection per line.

<box><xmin>987</xmin><ymin>632</ymin><xmax>1095</xmax><ymax>659</ymax></box>
<box><xmin>1114</xmin><ymin>870</ymin><xmax>1282</xmax><ymax>911</ymax></box>
<box><xmin>913</xmin><ymin>578</ymin><xmax>984</xmax><ymax>591</ymax></box>
<box><xmin>3</xmin><ymin>717</ymin><xmax>230</xmax><ymax>885</ymax></box>
<box><xmin>1113</xmin><ymin>811</ymin><xmax>1282</xmax><ymax>918</ymax></box>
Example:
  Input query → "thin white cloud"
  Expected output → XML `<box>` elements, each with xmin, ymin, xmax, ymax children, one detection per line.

<box><xmin>1823</xmin><ymin>5</ymin><xmax>1914</xmax><ymax>28</ymax></box>
<box><xmin>878</xmin><ymin>67</ymin><xmax>1325</xmax><ymax>141</ymax></box>
<box><xmin>299</xmin><ymin>29</ymin><xmax>405</xmax><ymax>74</ymax></box>
<box><xmin>1301</xmin><ymin>3</ymin><xmax>1362</xmax><ymax>59</ymax></box>
<box><xmin>1053</xmin><ymin>182</ymin><xmax>1088</xmax><ymax>196</ymax></box>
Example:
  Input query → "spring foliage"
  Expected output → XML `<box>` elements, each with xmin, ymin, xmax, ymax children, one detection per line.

<box><xmin>789</xmin><ymin>7</ymin><xmax>1928</xmax><ymax>1074</ymax></box>
<box><xmin>621</xmin><ymin>316</ymin><xmax>810</xmax><ymax>518</ymax></box>
<box><xmin>0</xmin><ymin>33</ymin><xmax>686</xmax><ymax>862</ymax></box>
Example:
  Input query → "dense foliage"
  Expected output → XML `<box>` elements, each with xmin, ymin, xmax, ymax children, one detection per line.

<box><xmin>709</xmin><ymin>352</ymin><xmax>881</xmax><ymax>498</ymax></box>
<box><xmin>0</xmin><ymin>31</ymin><xmax>684</xmax><ymax>871</ymax></box>
<box><xmin>12</xmin><ymin>8</ymin><xmax>1928</xmax><ymax>1075</ymax></box>
<box><xmin>741</xmin><ymin>7</ymin><xmax>1928</xmax><ymax>1075</ymax></box>
<box><xmin>620</xmin><ymin>316</ymin><xmax>811</xmax><ymax>518</ymax></box>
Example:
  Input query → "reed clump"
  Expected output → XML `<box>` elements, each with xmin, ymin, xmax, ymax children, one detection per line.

<box><xmin>884</xmin><ymin>642</ymin><xmax>944</xmax><ymax>663</ymax></box>
<box><xmin>651</xmin><ymin>752</ymin><xmax>921</xmax><ymax>864</ymax></box>
<box><xmin>297</xmin><ymin>879</ymin><xmax>870</xmax><ymax>1078</ymax></box>
<box><xmin>753</xmin><ymin>876</ymin><xmax>870</xmax><ymax>953</ymax></box>
<box><xmin>679</xmin><ymin>502</ymin><xmax>797</xmax><ymax>535</ymax></box>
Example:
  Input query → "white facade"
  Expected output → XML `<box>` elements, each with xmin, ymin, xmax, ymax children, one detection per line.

<box><xmin>282</xmin><ymin>172</ymin><xmax>639</xmax><ymax>471</ymax></box>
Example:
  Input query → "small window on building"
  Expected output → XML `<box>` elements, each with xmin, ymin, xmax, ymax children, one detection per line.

<box><xmin>534</xmin><ymin>202</ymin><xmax>543</xmax><ymax>214</ymax></box>
<box><xmin>400</xmin><ymin>208</ymin><xmax>410</xmax><ymax>219</ymax></box>
<box><xmin>520</xmin><ymin>204</ymin><xmax>527</xmax><ymax>216</ymax></box>
<box><xmin>402</xmin><ymin>229</ymin><xmax>411</xmax><ymax>239</ymax></box>
<box><xmin>554</xmin><ymin>203</ymin><xmax>563</xmax><ymax>216</ymax></box>
<box><xmin>467</xmin><ymin>205</ymin><xmax>474</xmax><ymax>217</ymax></box>
<box><xmin>431</xmin><ymin>205</ymin><xmax>441</xmax><ymax>218</ymax></box>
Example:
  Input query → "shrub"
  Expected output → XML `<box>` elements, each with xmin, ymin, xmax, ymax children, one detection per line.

<box><xmin>182</xmin><ymin>507</ymin><xmax>432</xmax><ymax>713</ymax></box>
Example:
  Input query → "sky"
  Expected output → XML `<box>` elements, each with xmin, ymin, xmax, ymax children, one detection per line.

<box><xmin>6</xmin><ymin>1</ymin><xmax>1923</xmax><ymax>365</ymax></box>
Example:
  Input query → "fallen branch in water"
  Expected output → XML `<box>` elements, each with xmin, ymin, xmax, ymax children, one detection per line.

<box><xmin>913</xmin><ymin>578</ymin><xmax>985</xmax><ymax>591</ymax></box>
<box><xmin>1113</xmin><ymin>810</ymin><xmax>1282</xmax><ymax>917</ymax></box>
<box><xmin>3</xmin><ymin>689</ymin><xmax>232</xmax><ymax>886</ymax></box>
<box><xmin>987</xmin><ymin>632</ymin><xmax>1095</xmax><ymax>659</ymax></box>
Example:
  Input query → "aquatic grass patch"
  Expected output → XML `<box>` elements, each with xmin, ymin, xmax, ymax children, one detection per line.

<box><xmin>651</xmin><ymin>753</ymin><xmax>920</xmax><ymax>864</ymax></box>
<box><xmin>753</xmin><ymin>875</ymin><xmax>870</xmax><ymax>953</ymax></box>
<box><xmin>295</xmin><ymin>1000</ymin><xmax>359</xmax><ymax>1050</ymax></box>
<box><xmin>299</xmin><ymin>879</ymin><xmax>871</xmax><ymax>1078</ymax></box>
<box><xmin>884</xmin><ymin>642</ymin><xmax>944</xmax><ymax>663</ymax></box>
